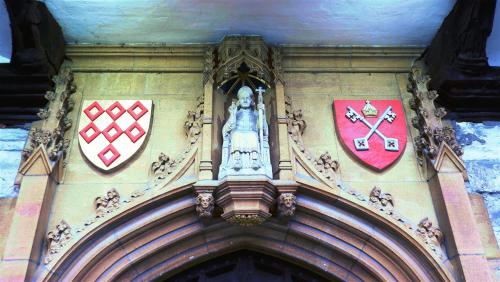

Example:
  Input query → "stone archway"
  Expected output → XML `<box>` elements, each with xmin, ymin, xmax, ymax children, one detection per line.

<box><xmin>38</xmin><ymin>185</ymin><xmax>455</xmax><ymax>282</ymax></box>
<box><xmin>162</xmin><ymin>250</ymin><xmax>334</xmax><ymax>282</ymax></box>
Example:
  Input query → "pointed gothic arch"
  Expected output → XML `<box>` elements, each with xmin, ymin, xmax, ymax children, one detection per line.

<box><xmin>38</xmin><ymin>183</ymin><xmax>455</xmax><ymax>282</ymax></box>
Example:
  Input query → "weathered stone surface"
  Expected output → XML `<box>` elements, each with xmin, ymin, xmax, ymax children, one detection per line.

<box><xmin>0</xmin><ymin>128</ymin><xmax>29</xmax><ymax>198</ymax></box>
<box><xmin>454</xmin><ymin>121</ymin><xmax>500</xmax><ymax>244</ymax></box>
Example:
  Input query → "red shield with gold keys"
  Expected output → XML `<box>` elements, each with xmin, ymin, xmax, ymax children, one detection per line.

<box><xmin>333</xmin><ymin>100</ymin><xmax>407</xmax><ymax>171</ymax></box>
<box><xmin>78</xmin><ymin>100</ymin><xmax>153</xmax><ymax>171</ymax></box>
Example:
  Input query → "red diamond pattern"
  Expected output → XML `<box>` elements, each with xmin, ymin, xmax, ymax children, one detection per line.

<box><xmin>125</xmin><ymin>122</ymin><xmax>145</xmax><ymax>143</ymax></box>
<box><xmin>98</xmin><ymin>144</ymin><xmax>121</xmax><ymax>167</ymax></box>
<box><xmin>79</xmin><ymin>123</ymin><xmax>101</xmax><ymax>143</ymax></box>
<box><xmin>106</xmin><ymin>101</ymin><xmax>126</xmax><ymax>120</ymax></box>
<box><xmin>102</xmin><ymin>122</ymin><xmax>123</xmax><ymax>142</ymax></box>
<box><xmin>127</xmin><ymin>101</ymin><xmax>148</xmax><ymax>120</ymax></box>
<box><xmin>84</xmin><ymin>101</ymin><xmax>104</xmax><ymax>121</ymax></box>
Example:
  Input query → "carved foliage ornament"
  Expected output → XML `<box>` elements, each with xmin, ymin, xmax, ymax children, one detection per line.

<box><xmin>95</xmin><ymin>188</ymin><xmax>120</xmax><ymax>218</ymax></box>
<box><xmin>407</xmin><ymin>63</ymin><xmax>463</xmax><ymax>163</ymax></box>
<box><xmin>151</xmin><ymin>96</ymin><xmax>204</xmax><ymax>183</ymax></box>
<box><xmin>23</xmin><ymin>64</ymin><xmax>76</xmax><ymax>161</ymax></box>
<box><xmin>416</xmin><ymin>217</ymin><xmax>443</xmax><ymax>252</ymax></box>
<box><xmin>369</xmin><ymin>186</ymin><xmax>394</xmax><ymax>214</ymax></box>
<box><xmin>338</xmin><ymin>183</ymin><xmax>445</xmax><ymax>258</ymax></box>
<box><xmin>285</xmin><ymin>95</ymin><xmax>339</xmax><ymax>181</ymax></box>
<box><xmin>226</xmin><ymin>214</ymin><xmax>266</xmax><ymax>227</ymax></box>
<box><xmin>44</xmin><ymin>220</ymin><xmax>72</xmax><ymax>264</ymax></box>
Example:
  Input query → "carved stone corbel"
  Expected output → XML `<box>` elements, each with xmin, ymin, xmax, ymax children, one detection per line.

<box><xmin>44</xmin><ymin>220</ymin><xmax>72</xmax><ymax>264</ymax></box>
<box><xmin>407</xmin><ymin>62</ymin><xmax>463</xmax><ymax>165</ymax></box>
<box><xmin>195</xmin><ymin>193</ymin><xmax>215</xmax><ymax>218</ymax></box>
<box><xmin>277</xmin><ymin>193</ymin><xmax>296</xmax><ymax>217</ymax></box>
<box><xmin>215</xmin><ymin>177</ymin><xmax>276</xmax><ymax>226</ymax></box>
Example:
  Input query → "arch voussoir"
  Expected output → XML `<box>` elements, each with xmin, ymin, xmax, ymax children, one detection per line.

<box><xmin>41</xmin><ymin>187</ymin><xmax>454</xmax><ymax>282</ymax></box>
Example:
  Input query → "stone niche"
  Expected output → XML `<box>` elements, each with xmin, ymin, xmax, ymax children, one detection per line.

<box><xmin>197</xmin><ymin>36</ymin><xmax>293</xmax><ymax>226</ymax></box>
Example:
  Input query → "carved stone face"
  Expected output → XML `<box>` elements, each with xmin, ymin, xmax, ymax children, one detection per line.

<box><xmin>237</xmin><ymin>86</ymin><xmax>254</xmax><ymax>108</ymax></box>
<box><xmin>197</xmin><ymin>193</ymin><xmax>214</xmax><ymax>209</ymax></box>
<box><xmin>279</xmin><ymin>193</ymin><xmax>296</xmax><ymax>209</ymax></box>
<box><xmin>283</xmin><ymin>195</ymin><xmax>294</xmax><ymax>208</ymax></box>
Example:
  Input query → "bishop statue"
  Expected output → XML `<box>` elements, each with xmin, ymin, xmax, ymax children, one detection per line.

<box><xmin>219</xmin><ymin>86</ymin><xmax>272</xmax><ymax>179</ymax></box>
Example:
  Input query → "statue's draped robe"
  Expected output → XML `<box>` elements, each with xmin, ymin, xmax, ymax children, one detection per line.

<box><xmin>219</xmin><ymin>107</ymin><xmax>272</xmax><ymax>179</ymax></box>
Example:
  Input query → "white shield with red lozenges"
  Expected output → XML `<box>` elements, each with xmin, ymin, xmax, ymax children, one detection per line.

<box><xmin>78</xmin><ymin>100</ymin><xmax>153</xmax><ymax>171</ymax></box>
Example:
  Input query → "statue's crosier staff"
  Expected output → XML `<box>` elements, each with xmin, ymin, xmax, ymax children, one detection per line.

<box><xmin>256</xmin><ymin>86</ymin><xmax>266</xmax><ymax>157</ymax></box>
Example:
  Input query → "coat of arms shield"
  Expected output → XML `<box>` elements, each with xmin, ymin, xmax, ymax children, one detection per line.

<box><xmin>333</xmin><ymin>100</ymin><xmax>407</xmax><ymax>171</ymax></box>
<box><xmin>78</xmin><ymin>100</ymin><xmax>153</xmax><ymax>171</ymax></box>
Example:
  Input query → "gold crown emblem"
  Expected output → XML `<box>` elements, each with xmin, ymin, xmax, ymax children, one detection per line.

<box><xmin>362</xmin><ymin>100</ymin><xmax>378</xmax><ymax>117</ymax></box>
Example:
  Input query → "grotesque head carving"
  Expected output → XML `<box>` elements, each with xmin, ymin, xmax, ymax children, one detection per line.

<box><xmin>196</xmin><ymin>193</ymin><xmax>214</xmax><ymax>217</ymax></box>
<box><xmin>278</xmin><ymin>193</ymin><xmax>297</xmax><ymax>217</ymax></box>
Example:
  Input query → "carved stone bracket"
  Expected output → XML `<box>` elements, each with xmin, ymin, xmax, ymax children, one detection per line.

<box><xmin>216</xmin><ymin>177</ymin><xmax>276</xmax><ymax>226</ymax></box>
<box><xmin>193</xmin><ymin>183</ymin><xmax>216</xmax><ymax>218</ymax></box>
<box><xmin>277</xmin><ymin>193</ymin><xmax>296</xmax><ymax>217</ymax></box>
<box><xmin>44</xmin><ymin>220</ymin><xmax>72</xmax><ymax>264</ymax></box>
<box><xmin>407</xmin><ymin>62</ymin><xmax>463</xmax><ymax>165</ymax></box>
<box><xmin>23</xmin><ymin>62</ymin><xmax>76</xmax><ymax>163</ymax></box>
<box><xmin>195</xmin><ymin>193</ymin><xmax>215</xmax><ymax>218</ymax></box>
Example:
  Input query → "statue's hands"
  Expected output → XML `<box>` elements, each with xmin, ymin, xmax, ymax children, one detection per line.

<box><xmin>258</xmin><ymin>103</ymin><xmax>265</xmax><ymax>111</ymax></box>
<box><xmin>228</xmin><ymin>101</ymin><xmax>237</xmax><ymax>115</ymax></box>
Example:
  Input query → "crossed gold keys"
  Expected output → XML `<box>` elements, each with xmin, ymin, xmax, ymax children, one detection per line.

<box><xmin>345</xmin><ymin>106</ymin><xmax>399</xmax><ymax>151</ymax></box>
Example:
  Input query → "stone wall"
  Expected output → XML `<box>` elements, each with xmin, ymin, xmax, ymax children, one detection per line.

<box><xmin>454</xmin><ymin>121</ymin><xmax>500</xmax><ymax>243</ymax></box>
<box><xmin>0</xmin><ymin>128</ymin><xmax>29</xmax><ymax>198</ymax></box>
<box><xmin>41</xmin><ymin>45</ymin><xmax>441</xmax><ymax>233</ymax></box>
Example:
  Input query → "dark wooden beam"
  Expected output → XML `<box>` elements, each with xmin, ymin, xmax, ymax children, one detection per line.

<box><xmin>424</xmin><ymin>0</ymin><xmax>500</xmax><ymax>120</ymax></box>
<box><xmin>0</xmin><ymin>0</ymin><xmax>64</xmax><ymax>126</ymax></box>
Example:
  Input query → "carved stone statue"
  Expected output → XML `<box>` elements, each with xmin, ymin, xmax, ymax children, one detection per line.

<box><xmin>219</xmin><ymin>86</ymin><xmax>272</xmax><ymax>179</ymax></box>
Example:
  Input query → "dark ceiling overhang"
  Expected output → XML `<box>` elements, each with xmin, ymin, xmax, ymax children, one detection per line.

<box><xmin>424</xmin><ymin>0</ymin><xmax>500</xmax><ymax>121</ymax></box>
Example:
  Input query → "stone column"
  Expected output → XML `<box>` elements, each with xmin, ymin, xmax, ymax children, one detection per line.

<box><xmin>199</xmin><ymin>79</ymin><xmax>213</xmax><ymax>180</ymax></box>
<box><xmin>199</xmin><ymin>47</ymin><xmax>214</xmax><ymax>180</ymax></box>
<box><xmin>272</xmin><ymin>48</ymin><xmax>293</xmax><ymax>180</ymax></box>
<box><xmin>429</xmin><ymin>143</ymin><xmax>492</xmax><ymax>281</ymax></box>
<box><xmin>275</xmin><ymin>81</ymin><xmax>292</xmax><ymax>180</ymax></box>
<box><xmin>0</xmin><ymin>147</ymin><xmax>59</xmax><ymax>281</ymax></box>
